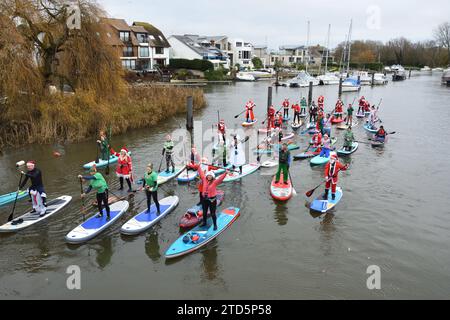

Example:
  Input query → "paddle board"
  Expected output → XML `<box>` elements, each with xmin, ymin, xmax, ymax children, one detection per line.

<box><xmin>223</xmin><ymin>163</ymin><xmax>260</xmax><ymax>182</ymax></box>
<box><xmin>242</xmin><ymin>119</ymin><xmax>258</xmax><ymax>127</ymax></box>
<box><xmin>337</xmin><ymin>142</ymin><xmax>359</xmax><ymax>156</ymax></box>
<box><xmin>83</xmin><ymin>152</ymin><xmax>132</xmax><ymax>169</ymax></box>
<box><xmin>310</xmin><ymin>151</ymin><xmax>336</xmax><ymax>166</ymax></box>
<box><xmin>310</xmin><ymin>187</ymin><xmax>343</xmax><ymax>213</ymax></box>
<box><xmin>177</xmin><ymin>169</ymin><xmax>198</xmax><ymax>182</ymax></box>
<box><xmin>270</xmin><ymin>172</ymin><xmax>293</xmax><ymax>201</ymax></box>
<box><xmin>158</xmin><ymin>166</ymin><xmax>185</xmax><ymax>185</ymax></box>
<box><xmin>0</xmin><ymin>190</ymin><xmax>28</xmax><ymax>207</ymax></box>
<box><xmin>179</xmin><ymin>191</ymin><xmax>224</xmax><ymax>229</ymax></box>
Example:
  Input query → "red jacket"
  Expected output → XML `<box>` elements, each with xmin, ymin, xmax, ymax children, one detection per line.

<box><xmin>197</xmin><ymin>166</ymin><xmax>226</xmax><ymax>198</ymax></box>
<box><xmin>292</xmin><ymin>104</ymin><xmax>301</xmax><ymax>113</ymax></box>
<box><xmin>324</xmin><ymin>161</ymin><xmax>347</xmax><ymax>184</ymax></box>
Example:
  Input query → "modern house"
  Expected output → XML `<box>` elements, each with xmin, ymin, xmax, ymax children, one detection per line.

<box><xmin>167</xmin><ymin>34</ymin><xmax>231</xmax><ymax>69</ymax></box>
<box><xmin>132</xmin><ymin>22</ymin><xmax>171</xmax><ymax>69</ymax></box>
<box><xmin>253</xmin><ymin>45</ymin><xmax>270</xmax><ymax>67</ymax></box>
<box><xmin>278</xmin><ymin>45</ymin><xmax>308</xmax><ymax>66</ymax></box>
<box><xmin>101</xmin><ymin>18</ymin><xmax>170</xmax><ymax>71</ymax></box>
<box><xmin>229</xmin><ymin>38</ymin><xmax>254</xmax><ymax>69</ymax></box>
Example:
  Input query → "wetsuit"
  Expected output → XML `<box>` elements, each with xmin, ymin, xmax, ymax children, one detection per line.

<box><xmin>20</xmin><ymin>168</ymin><xmax>47</xmax><ymax>215</ymax></box>
<box><xmin>142</xmin><ymin>170</ymin><xmax>160</xmax><ymax>214</ymax></box>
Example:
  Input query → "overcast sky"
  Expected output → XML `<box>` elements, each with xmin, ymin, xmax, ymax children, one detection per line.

<box><xmin>98</xmin><ymin>0</ymin><xmax>449</xmax><ymax>49</ymax></box>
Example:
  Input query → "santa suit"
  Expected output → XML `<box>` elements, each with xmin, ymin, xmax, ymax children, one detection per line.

<box><xmin>267</xmin><ymin>106</ymin><xmax>276</xmax><ymax>128</ymax></box>
<box><xmin>282</xmin><ymin>99</ymin><xmax>290</xmax><ymax>118</ymax></box>
<box><xmin>113</xmin><ymin>152</ymin><xmax>132</xmax><ymax>179</ymax></box>
<box><xmin>218</xmin><ymin>122</ymin><xmax>226</xmax><ymax>142</ymax></box>
<box><xmin>292</xmin><ymin>103</ymin><xmax>301</xmax><ymax>123</ymax></box>
<box><xmin>318</xmin><ymin>96</ymin><xmax>324</xmax><ymax>109</ymax></box>
<box><xmin>324</xmin><ymin>160</ymin><xmax>347</xmax><ymax>194</ymax></box>
<box><xmin>358</xmin><ymin>98</ymin><xmax>366</xmax><ymax>113</ymax></box>
<box><xmin>245</xmin><ymin>102</ymin><xmax>255</xmax><ymax>122</ymax></box>
<box><xmin>312</xmin><ymin>132</ymin><xmax>322</xmax><ymax>148</ymax></box>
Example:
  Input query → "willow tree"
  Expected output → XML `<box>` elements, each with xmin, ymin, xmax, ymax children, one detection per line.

<box><xmin>0</xmin><ymin>0</ymin><xmax>124</xmax><ymax>97</ymax></box>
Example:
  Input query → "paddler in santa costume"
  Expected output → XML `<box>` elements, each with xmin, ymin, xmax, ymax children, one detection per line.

<box><xmin>318</xmin><ymin>95</ymin><xmax>325</xmax><ymax>110</ymax></box>
<box><xmin>358</xmin><ymin>96</ymin><xmax>366</xmax><ymax>114</ymax></box>
<box><xmin>291</xmin><ymin>101</ymin><xmax>301</xmax><ymax>124</ymax></box>
<box><xmin>217</xmin><ymin>119</ymin><xmax>227</xmax><ymax>143</ymax></box>
<box><xmin>20</xmin><ymin>160</ymin><xmax>47</xmax><ymax>216</ymax></box>
<box><xmin>282</xmin><ymin>98</ymin><xmax>290</xmax><ymax>119</ymax></box>
<box><xmin>245</xmin><ymin>100</ymin><xmax>255</xmax><ymax>123</ymax></box>
<box><xmin>323</xmin><ymin>154</ymin><xmax>349</xmax><ymax>200</ymax></box>
<box><xmin>334</xmin><ymin>100</ymin><xmax>344</xmax><ymax>119</ymax></box>
<box><xmin>110</xmin><ymin>147</ymin><xmax>133</xmax><ymax>192</ymax></box>
<box><xmin>267</xmin><ymin>105</ymin><xmax>276</xmax><ymax>128</ymax></box>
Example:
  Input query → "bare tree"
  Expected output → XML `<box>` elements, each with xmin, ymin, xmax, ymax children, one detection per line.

<box><xmin>434</xmin><ymin>22</ymin><xmax>450</xmax><ymax>66</ymax></box>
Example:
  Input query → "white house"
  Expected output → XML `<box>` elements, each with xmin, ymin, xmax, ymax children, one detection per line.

<box><xmin>229</xmin><ymin>38</ymin><xmax>254</xmax><ymax>69</ymax></box>
<box><xmin>167</xmin><ymin>35</ymin><xmax>230</xmax><ymax>70</ymax></box>
<box><xmin>132</xmin><ymin>22</ymin><xmax>170</xmax><ymax>70</ymax></box>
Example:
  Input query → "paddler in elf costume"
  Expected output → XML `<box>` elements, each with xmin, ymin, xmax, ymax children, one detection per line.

<box><xmin>140</xmin><ymin>163</ymin><xmax>160</xmax><ymax>215</ymax></box>
<box><xmin>110</xmin><ymin>147</ymin><xmax>133</xmax><ymax>192</ymax></box>
<box><xmin>291</xmin><ymin>101</ymin><xmax>301</xmax><ymax>124</ymax></box>
<box><xmin>162</xmin><ymin>134</ymin><xmax>175</xmax><ymax>173</ymax></box>
<box><xmin>282</xmin><ymin>98</ymin><xmax>290</xmax><ymax>119</ymax></box>
<box><xmin>20</xmin><ymin>161</ymin><xmax>47</xmax><ymax>216</ymax></box>
<box><xmin>343</xmin><ymin>126</ymin><xmax>355</xmax><ymax>151</ymax></box>
<box><xmin>97</xmin><ymin>130</ymin><xmax>110</xmax><ymax>161</ymax></box>
<box><xmin>318</xmin><ymin>95</ymin><xmax>325</xmax><ymax>110</ymax></box>
<box><xmin>323</xmin><ymin>154</ymin><xmax>349</xmax><ymax>200</ymax></box>
<box><xmin>217</xmin><ymin>119</ymin><xmax>227</xmax><ymax>143</ymax></box>
<box><xmin>346</xmin><ymin>103</ymin><xmax>354</xmax><ymax>126</ymax></box>
<box><xmin>300</xmin><ymin>97</ymin><xmax>307</xmax><ymax>116</ymax></box>
<box><xmin>267</xmin><ymin>105</ymin><xmax>276</xmax><ymax>128</ymax></box>
<box><xmin>79</xmin><ymin>166</ymin><xmax>110</xmax><ymax>219</ymax></box>
<box><xmin>245</xmin><ymin>100</ymin><xmax>256</xmax><ymax>123</ymax></box>
<box><xmin>275</xmin><ymin>143</ymin><xmax>291</xmax><ymax>185</ymax></box>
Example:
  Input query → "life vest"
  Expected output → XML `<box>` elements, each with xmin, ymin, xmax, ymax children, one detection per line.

<box><xmin>218</xmin><ymin>123</ymin><xmax>226</xmax><ymax>133</ymax></box>
<box><xmin>377</xmin><ymin>128</ymin><xmax>386</xmax><ymax>136</ymax></box>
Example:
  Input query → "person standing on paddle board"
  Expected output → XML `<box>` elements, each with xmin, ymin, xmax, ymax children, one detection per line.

<box><xmin>300</xmin><ymin>97</ymin><xmax>307</xmax><ymax>115</ymax></box>
<box><xmin>20</xmin><ymin>160</ymin><xmax>47</xmax><ymax>216</ymax></box>
<box><xmin>292</xmin><ymin>101</ymin><xmax>301</xmax><ymax>124</ymax></box>
<box><xmin>217</xmin><ymin>119</ymin><xmax>227</xmax><ymax>143</ymax></box>
<box><xmin>335</xmin><ymin>100</ymin><xmax>343</xmax><ymax>119</ymax></box>
<box><xmin>316</xmin><ymin>111</ymin><xmax>324</xmax><ymax>134</ymax></box>
<box><xmin>274</xmin><ymin>111</ymin><xmax>282</xmax><ymax>129</ymax></box>
<box><xmin>245</xmin><ymin>100</ymin><xmax>255</xmax><ymax>123</ymax></box>
<box><xmin>267</xmin><ymin>105</ymin><xmax>276</xmax><ymax>128</ymax></box>
<box><xmin>374</xmin><ymin>126</ymin><xmax>387</xmax><ymax>142</ymax></box>
<box><xmin>282</xmin><ymin>98</ymin><xmax>290</xmax><ymax>118</ymax></box>
<box><xmin>343</xmin><ymin>126</ymin><xmax>355</xmax><ymax>151</ymax></box>
<box><xmin>323</xmin><ymin>154</ymin><xmax>349</xmax><ymax>200</ymax></box>
<box><xmin>111</xmin><ymin>147</ymin><xmax>133</xmax><ymax>192</ymax></box>
<box><xmin>346</xmin><ymin>103</ymin><xmax>354</xmax><ymax>126</ymax></box>
<box><xmin>229</xmin><ymin>134</ymin><xmax>246</xmax><ymax>175</ymax></box>
<box><xmin>79</xmin><ymin>166</ymin><xmax>110</xmax><ymax>219</ymax></box>
<box><xmin>275</xmin><ymin>143</ymin><xmax>291</xmax><ymax>184</ymax></box>
<box><xmin>312</xmin><ymin>131</ymin><xmax>322</xmax><ymax>149</ymax></box>
<box><xmin>367</xmin><ymin>106</ymin><xmax>378</xmax><ymax>130</ymax></box>
<box><xmin>358</xmin><ymin>96</ymin><xmax>366</xmax><ymax>114</ymax></box>
<box><xmin>309</xmin><ymin>102</ymin><xmax>318</xmax><ymax>123</ymax></box>
<box><xmin>163</xmin><ymin>135</ymin><xmax>175</xmax><ymax>173</ymax></box>
<box><xmin>323</xmin><ymin>113</ymin><xmax>333</xmax><ymax>137</ymax></box>
<box><xmin>319</xmin><ymin>134</ymin><xmax>332</xmax><ymax>158</ymax></box>
<box><xmin>318</xmin><ymin>95</ymin><xmax>325</xmax><ymax>110</ymax></box>
<box><xmin>197</xmin><ymin>166</ymin><xmax>228</xmax><ymax>230</ymax></box>
<box><xmin>97</xmin><ymin>130</ymin><xmax>110</xmax><ymax>161</ymax></box>
<box><xmin>140</xmin><ymin>163</ymin><xmax>161</xmax><ymax>215</ymax></box>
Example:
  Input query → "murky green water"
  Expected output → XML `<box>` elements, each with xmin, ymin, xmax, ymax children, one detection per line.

<box><xmin>1</xmin><ymin>73</ymin><xmax>449</xmax><ymax>299</ymax></box>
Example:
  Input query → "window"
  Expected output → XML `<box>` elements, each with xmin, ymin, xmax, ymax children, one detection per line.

<box><xmin>139</xmin><ymin>47</ymin><xmax>149</xmax><ymax>57</ymax></box>
<box><xmin>238</xmin><ymin>51</ymin><xmax>242</xmax><ymax>59</ymax></box>
<box><xmin>137</xmin><ymin>33</ymin><xmax>148</xmax><ymax>43</ymax></box>
<box><xmin>119</xmin><ymin>31</ymin><xmax>130</xmax><ymax>42</ymax></box>
<box><xmin>236</xmin><ymin>42</ymin><xmax>242</xmax><ymax>47</ymax></box>
<box><xmin>242</xmin><ymin>51</ymin><xmax>250</xmax><ymax>60</ymax></box>
<box><xmin>289</xmin><ymin>57</ymin><xmax>294</xmax><ymax>63</ymax></box>
<box><xmin>122</xmin><ymin>60</ymin><xmax>136</xmax><ymax>70</ymax></box>
<box><xmin>215</xmin><ymin>44</ymin><xmax>221</xmax><ymax>49</ymax></box>
<box><xmin>155</xmin><ymin>47</ymin><xmax>164</xmax><ymax>54</ymax></box>
<box><xmin>123</xmin><ymin>46</ymin><xmax>134</xmax><ymax>57</ymax></box>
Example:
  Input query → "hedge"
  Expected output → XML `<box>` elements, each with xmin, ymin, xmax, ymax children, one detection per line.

<box><xmin>169</xmin><ymin>59</ymin><xmax>214</xmax><ymax>71</ymax></box>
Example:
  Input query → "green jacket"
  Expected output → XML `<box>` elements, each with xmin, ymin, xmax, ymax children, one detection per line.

<box><xmin>89</xmin><ymin>172</ymin><xmax>108</xmax><ymax>194</ymax></box>
<box><xmin>143</xmin><ymin>171</ymin><xmax>158</xmax><ymax>191</ymax></box>
<box><xmin>99</xmin><ymin>137</ymin><xmax>109</xmax><ymax>160</ymax></box>
<box><xmin>164</xmin><ymin>141</ymin><xmax>174</xmax><ymax>154</ymax></box>
<box><xmin>347</xmin><ymin>106</ymin><xmax>354</xmax><ymax>116</ymax></box>
<box><xmin>344</xmin><ymin>130</ymin><xmax>355</xmax><ymax>147</ymax></box>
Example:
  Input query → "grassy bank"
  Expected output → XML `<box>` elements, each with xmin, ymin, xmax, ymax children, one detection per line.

<box><xmin>0</xmin><ymin>85</ymin><xmax>205</xmax><ymax>149</ymax></box>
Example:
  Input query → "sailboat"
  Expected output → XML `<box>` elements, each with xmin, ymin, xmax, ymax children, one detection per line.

<box><xmin>341</xmin><ymin>19</ymin><xmax>361</xmax><ymax>92</ymax></box>
<box><xmin>317</xmin><ymin>24</ymin><xmax>340</xmax><ymax>85</ymax></box>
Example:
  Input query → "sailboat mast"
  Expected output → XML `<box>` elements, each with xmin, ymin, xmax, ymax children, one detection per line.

<box><xmin>306</xmin><ymin>20</ymin><xmax>310</xmax><ymax>73</ymax></box>
<box><xmin>346</xmin><ymin>19</ymin><xmax>353</xmax><ymax>74</ymax></box>
<box><xmin>325</xmin><ymin>24</ymin><xmax>331</xmax><ymax>74</ymax></box>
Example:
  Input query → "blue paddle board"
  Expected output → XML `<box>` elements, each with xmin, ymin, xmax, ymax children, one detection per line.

<box><xmin>0</xmin><ymin>190</ymin><xmax>28</xmax><ymax>207</ymax></box>
<box><xmin>310</xmin><ymin>187</ymin><xmax>343</xmax><ymax>213</ymax></box>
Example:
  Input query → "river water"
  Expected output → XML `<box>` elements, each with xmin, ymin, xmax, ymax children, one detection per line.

<box><xmin>1</xmin><ymin>73</ymin><xmax>449</xmax><ymax>299</ymax></box>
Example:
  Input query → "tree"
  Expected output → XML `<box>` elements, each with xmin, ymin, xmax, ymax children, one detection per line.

<box><xmin>434</xmin><ymin>22</ymin><xmax>450</xmax><ymax>65</ymax></box>
<box><xmin>252</xmin><ymin>57</ymin><xmax>263</xmax><ymax>69</ymax></box>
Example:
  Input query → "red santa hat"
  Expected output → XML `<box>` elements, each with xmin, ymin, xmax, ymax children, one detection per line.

<box><xmin>330</xmin><ymin>154</ymin><xmax>338</xmax><ymax>160</ymax></box>
<box><xmin>120</xmin><ymin>147</ymin><xmax>129</xmax><ymax>154</ymax></box>
<box><xmin>26</xmin><ymin>160</ymin><xmax>36</xmax><ymax>165</ymax></box>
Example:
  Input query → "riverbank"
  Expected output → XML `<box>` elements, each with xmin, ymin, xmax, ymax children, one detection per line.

<box><xmin>0</xmin><ymin>85</ymin><xmax>205</xmax><ymax>151</ymax></box>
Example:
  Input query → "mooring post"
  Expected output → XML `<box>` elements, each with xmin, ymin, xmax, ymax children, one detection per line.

<box><xmin>338</xmin><ymin>77</ymin><xmax>343</xmax><ymax>98</ymax></box>
<box><xmin>409</xmin><ymin>68</ymin><xmax>412</xmax><ymax>79</ymax></box>
<box><xmin>308</xmin><ymin>81</ymin><xmax>313</xmax><ymax>107</ymax></box>
<box><xmin>186</xmin><ymin>96</ymin><xmax>193</xmax><ymax>131</ymax></box>
<box><xmin>371</xmin><ymin>73</ymin><xmax>375</xmax><ymax>86</ymax></box>
<box><xmin>267</xmin><ymin>86</ymin><xmax>272</xmax><ymax>110</ymax></box>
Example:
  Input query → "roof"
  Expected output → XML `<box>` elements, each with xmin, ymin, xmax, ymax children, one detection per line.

<box><xmin>279</xmin><ymin>45</ymin><xmax>306</xmax><ymax>50</ymax></box>
<box><xmin>133</xmin><ymin>22</ymin><xmax>171</xmax><ymax>48</ymax></box>
<box><xmin>130</xmin><ymin>25</ymin><xmax>147</xmax><ymax>34</ymax></box>
<box><xmin>254</xmin><ymin>45</ymin><xmax>268</xmax><ymax>49</ymax></box>
<box><xmin>170</xmin><ymin>35</ymin><xmax>228</xmax><ymax>58</ymax></box>
<box><xmin>102</xmin><ymin>18</ymin><xmax>139</xmax><ymax>46</ymax></box>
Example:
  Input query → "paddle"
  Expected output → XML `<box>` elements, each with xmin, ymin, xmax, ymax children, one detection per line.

<box><xmin>105</xmin><ymin>126</ymin><xmax>112</xmax><ymax>175</ymax></box>
<box><xmin>305</xmin><ymin>166</ymin><xmax>348</xmax><ymax>198</ymax></box>
<box><xmin>211</xmin><ymin>124</ymin><xmax>216</xmax><ymax>160</ymax></box>
<box><xmin>157</xmin><ymin>150</ymin><xmax>165</xmax><ymax>173</ymax></box>
<box><xmin>288</xmin><ymin>169</ymin><xmax>297</xmax><ymax>196</ymax></box>
<box><xmin>262</xmin><ymin>105</ymin><xmax>283</xmax><ymax>125</ymax></box>
<box><xmin>368</xmin><ymin>131</ymin><xmax>396</xmax><ymax>140</ymax></box>
<box><xmin>95</xmin><ymin>142</ymin><xmax>99</xmax><ymax>164</ymax></box>
<box><xmin>234</xmin><ymin>109</ymin><xmax>246</xmax><ymax>119</ymax></box>
<box><xmin>7</xmin><ymin>173</ymin><xmax>24</xmax><ymax>222</ymax></box>
<box><xmin>78</xmin><ymin>177</ymin><xmax>88</xmax><ymax>220</ymax></box>
<box><xmin>200</xmin><ymin>163</ymin><xmax>240</xmax><ymax>174</ymax></box>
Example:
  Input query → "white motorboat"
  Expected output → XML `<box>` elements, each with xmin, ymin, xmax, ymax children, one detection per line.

<box><xmin>432</xmin><ymin>67</ymin><xmax>444</xmax><ymax>72</ymax></box>
<box><xmin>391</xmin><ymin>65</ymin><xmax>406</xmax><ymax>81</ymax></box>
<box><xmin>420</xmin><ymin>66</ymin><xmax>431</xmax><ymax>72</ymax></box>
<box><xmin>442</xmin><ymin>68</ymin><xmax>450</xmax><ymax>86</ymax></box>
<box><xmin>249</xmin><ymin>69</ymin><xmax>275</xmax><ymax>79</ymax></box>
<box><xmin>373</xmin><ymin>73</ymin><xmax>388</xmax><ymax>85</ymax></box>
<box><xmin>341</xmin><ymin>77</ymin><xmax>361</xmax><ymax>92</ymax></box>
<box><xmin>285</xmin><ymin>71</ymin><xmax>319</xmax><ymax>87</ymax></box>
<box><xmin>354</xmin><ymin>71</ymin><xmax>372</xmax><ymax>85</ymax></box>
<box><xmin>317</xmin><ymin>72</ymin><xmax>340</xmax><ymax>85</ymax></box>
<box><xmin>236</xmin><ymin>72</ymin><xmax>256</xmax><ymax>81</ymax></box>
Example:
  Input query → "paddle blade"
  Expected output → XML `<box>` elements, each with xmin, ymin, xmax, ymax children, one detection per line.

<box><xmin>305</xmin><ymin>189</ymin><xmax>315</xmax><ymax>197</ymax></box>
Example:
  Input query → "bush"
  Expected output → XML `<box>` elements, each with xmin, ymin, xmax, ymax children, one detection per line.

<box><xmin>169</xmin><ymin>59</ymin><xmax>214</xmax><ymax>71</ymax></box>
<box><xmin>204</xmin><ymin>69</ymin><xmax>227</xmax><ymax>81</ymax></box>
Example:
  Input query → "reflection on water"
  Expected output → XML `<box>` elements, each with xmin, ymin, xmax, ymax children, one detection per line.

<box><xmin>93</xmin><ymin>236</ymin><xmax>113</xmax><ymax>269</ymax></box>
<box><xmin>145</xmin><ymin>229</ymin><xmax>161</xmax><ymax>263</ymax></box>
<box><xmin>273</xmin><ymin>204</ymin><xmax>288</xmax><ymax>226</ymax></box>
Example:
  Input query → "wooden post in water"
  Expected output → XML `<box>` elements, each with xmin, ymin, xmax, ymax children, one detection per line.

<box><xmin>267</xmin><ymin>86</ymin><xmax>272</xmax><ymax>110</ymax></box>
<box><xmin>186</xmin><ymin>96</ymin><xmax>193</xmax><ymax>131</ymax></box>
<box><xmin>371</xmin><ymin>73</ymin><xmax>375</xmax><ymax>86</ymax></box>
<box><xmin>308</xmin><ymin>81</ymin><xmax>313</xmax><ymax>107</ymax></box>
<box><xmin>338</xmin><ymin>77</ymin><xmax>343</xmax><ymax>98</ymax></box>
<box><xmin>409</xmin><ymin>68</ymin><xmax>412</xmax><ymax>79</ymax></box>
